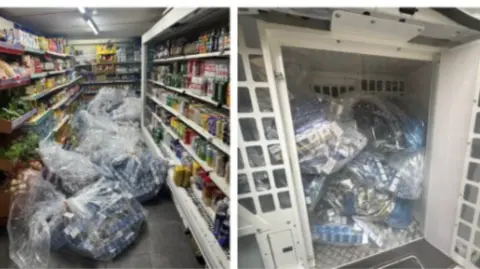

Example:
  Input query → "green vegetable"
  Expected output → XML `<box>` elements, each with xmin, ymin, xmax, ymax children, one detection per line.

<box><xmin>0</xmin><ymin>133</ymin><xmax>40</xmax><ymax>161</ymax></box>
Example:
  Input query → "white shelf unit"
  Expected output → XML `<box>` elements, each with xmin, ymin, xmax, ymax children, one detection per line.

<box><xmin>141</xmin><ymin>8</ymin><xmax>230</xmax><ymax>269</ymax></box>
<box><xmin>149</xmin><ymin>79</ymin><xmax>230</xmax><ymax>109</ymax></box>
<box><xmin>153</xmin><ymin>50</ymin><xmax>229</xmax><ymax>63</ymax></box>
<box><xmin>238</xmin><ymin>10</ymin><xmax>480</xmax><ymax>269</ymax></box>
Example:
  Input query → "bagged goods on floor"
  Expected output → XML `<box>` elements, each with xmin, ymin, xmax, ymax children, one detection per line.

<box><xmin>39</xmin><ymin>141</ymin><xmax>101</xmax><ymax>195</ymax></box>
<box><xmin>8</xmin><ymin>176</ymin><xmax>147</xmax><ymax>269</ymax></box>
<box><xmin>87</xmin><ymin>87</ymin><xmax>137</xmax><ymax>117</ymax></box>
<box><xmin>302</xmin><ymin>92</ymin><xmax>426</xmax><ymax>247</ymax></box>
<box><xmin>75</xmin><ymin>122</ymin><xmax>169</xmax><ymax>203</ymax></box>
<box><xmin>111</xmin><ymin>96</ymin><xmax>142</xmax><ymax>122</ymax></box>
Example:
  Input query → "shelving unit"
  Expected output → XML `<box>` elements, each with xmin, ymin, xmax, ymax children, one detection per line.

<box><xmin>22</xmin><ymin>76</ymin><xmax>83</xmax><ymax>101</ymax></box>
<box><xmin>153</xmin><ymin>50</ymin><xmax>229</xmax><ymax>63</ymax></box>
<box><xmin>142</xmin><ymin>8</ymin><xmax>230</xmax><ymax>269</ymax></box>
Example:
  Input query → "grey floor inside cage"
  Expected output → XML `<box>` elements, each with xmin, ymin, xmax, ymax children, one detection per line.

<box><xmin>314</xmin><ymin>220</ymin><xmax>424</xmax><ymax>269</ymax></box>
<box><xmin>0</xmin><ymin>188</ymin><xmax>202</xmax><ymax>269</ymax></box>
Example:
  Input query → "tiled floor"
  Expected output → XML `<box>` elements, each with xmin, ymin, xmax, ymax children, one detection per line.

<box><xmin>0</xmin><ymin>188</ymin><xmax>203</xmax><ymax>269</ymax></box>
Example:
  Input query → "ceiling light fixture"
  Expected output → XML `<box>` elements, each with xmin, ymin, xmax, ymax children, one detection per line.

<box><xmin>78</xmin><ymin>7</ymin><xmax>86</xmax><ymax>14</ymax></box>
<box><xmin>86</xmin><ymin>19</ymin><xmax>99</xmax><ymax>35</ymax></box>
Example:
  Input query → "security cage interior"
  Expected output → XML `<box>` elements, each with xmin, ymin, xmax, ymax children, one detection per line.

<box><xmin>238</xmin><ymin>9</ymin><xmax>480</xmax><ymax>269</ymax></box>
<box><xmin>280</xmin><ymin>46</ymin><xmax>434</xmax><ymax>269</ymax></box>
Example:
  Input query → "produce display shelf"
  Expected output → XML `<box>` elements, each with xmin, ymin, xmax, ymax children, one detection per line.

<box><xmin>143</xmin><ymin>126</ymin><xmax>229</xmax><ymax>269</ymax></box>
<box><xmin>149</xmin><ymin>108</ymin><xmax>229</xmax><ymax>196</ymax></box>
<box><xmin>0</xmin><ymin>76</ymin><xmax>31</xmax><ymax>91</ymax></box>
<box><xmin>0</xmin><ymin>108</ymin><xmax>37</xmax><ymax>134</ymax></box>
<box><xmin>22</xmin><ymin>76</ymin><xmax>82</xmax><ymax>101</ymax></box>
<box><xmin>149</xmin><ymin>80</ymin><xmax>228</xmax><ymax>109</ymax></box>
<box><xmin>147</xmin><ymin>94</ymin><xmax>229</xmax><ymax>155</ymax></box>
<box><xmin>153</xmin><ymin>50</ymin><xmax>230</xmax><ymax>63</ymax></box>
<box><xmin>0</xmin><ymin>41</ymin><xmax>24</xmax><ymax>55</ymax></box>
<box><xmin>81</xmin><ymin>80</ymin><xmax>139</xmax><ymax>85</ymax></box>
<box><xmin>30</xmin><ymin>72</ymin><xmax>47</xmax><ymax>79</ymax></box>
<box><xmin>46</xmin><ymin>51</ymin><xmax>73</xmax><ymax>58</ymax></box>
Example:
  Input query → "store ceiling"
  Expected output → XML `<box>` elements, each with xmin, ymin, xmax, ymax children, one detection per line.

<box><xmin>0</xmin><ymin>8</ymin><xmax>165</xmax><ymax>39</ymax></box>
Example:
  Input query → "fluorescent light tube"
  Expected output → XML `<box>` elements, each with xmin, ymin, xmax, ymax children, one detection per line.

<box><xmin>78</xmin><ymin>7</ymin><xmax>86</xmax><ymax>14</ymax></box>
<box><xmin>86</xmin><ymin>19</ymin><xmax>99</xmax><ymax>35</ymax></box>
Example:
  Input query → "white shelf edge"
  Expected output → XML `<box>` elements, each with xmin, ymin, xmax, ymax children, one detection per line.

<box><xmin>153</xmin><ymin>51</ymin><xmax>230</xmax><ymax>63</ymax></box>
<box><xmin>141</xmin><ymin>126</ymin><xmax>228</xmax><ymax>269</ymax></box>
<box><xmin>147</xmin><ymin>94</ymin><xmax>229</xmax><ymax>155</ymax></box>
<box><xmin>149</xmin><ymin>108</ymin><xmax>229</xmax><ymax>197</ymax></box>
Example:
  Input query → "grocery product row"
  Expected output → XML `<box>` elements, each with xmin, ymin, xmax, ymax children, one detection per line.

<box><xmin>154</xmin><ymin>22</ymin><xmax>230</xmax><ymax>60</ymax></box>
<box><xmin>150</xmin><ymin>58</ymin><xmax>230</xmax><ymax>108</ymax></box>
<box><xmin>146</xmin><ymin>86</ymin><xmax>230</xmax><ymax>152</ymax></box>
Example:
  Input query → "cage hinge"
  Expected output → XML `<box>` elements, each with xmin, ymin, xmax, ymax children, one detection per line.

<box><xmin>274</xmin><ymin>71</ymin><xmax>284</xmax><ymax>80</ymax></box>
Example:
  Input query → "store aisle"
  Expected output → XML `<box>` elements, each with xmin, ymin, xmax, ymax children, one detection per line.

<box><xmin>0</xmin><ymin>188</ymin><xmax>202</xmax><ymax>269</ymax></box>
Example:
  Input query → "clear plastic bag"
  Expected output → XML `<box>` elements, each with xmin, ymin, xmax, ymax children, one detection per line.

<box><xmin>75</xmin><ymin>128</ymin><xmax>168</xmax><ymax>202</ymax></box>
<box><xmin>39</xmin><ymin>141</ymin><xmax>101</xmax><ymax>195</ymax></box>
<box><xmin>111</xmin><ymin>97</ymin><xmax>142</xmax><ymax>122</ymax></box>
<box><xmin>340</xmin><ymin>93</ymin><xmax>425</xmax><ymax>153</ymax></box>
<box><xmin>347</xmin><ymin>150</ymin><xmax>423</xmax><ymax>200</ymax></box>
<box><xmin>61</xmin><ymin>178</ymin><xmax>147</xmax><ymax>260</ymax></box>
<box><xmin>288</xmin><ymin>95</ymin><xmax>367</xmax><ymax>175</ymax></box>
<box><xmin>8</xmin><ymin>172</ymin><xmax>67</xmax><ymax>269</ymax></box>
<box><xmin>87</xmin><ymin>87</ymin><xmax>137</xmax><ymax>117</ymax></box>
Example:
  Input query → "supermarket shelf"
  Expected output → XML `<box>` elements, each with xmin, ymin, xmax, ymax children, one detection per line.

<box><xmin>46</xmin><ymin>51</ymin><xmax>73</xmax><ymax>58</ymax></box>
<box><xmin>0</xmin><ymin>76</ymin><xmax>31</xmax><ymax>91</ymax></box>
<box><xmin>81</xmin><ymin>80</ymin><xmax>139</xmax><ymax>85</ymax></box>
<box><xmin>0</xmin><ymin>41</ymin><xmax>24</xmax><ymax>55</ymax></box>
<box><xmin>53</xmin><ymin>115</ymin><xmax>70</xmax><ymax>132</ymax></box>
<box><xmin>27</xmin><ymin>109</ymin><xmax>51</xmax><ymax>125</ymax></box>
<box><xmin>191</xmin><ymin>185</ymin><xmax>215</xmax><ymax>220</ymax></box>
<box><xmin>153</xmin><ymin>50</ymin><xmax>230</xmax><ymax>63</ymax></box>
<box><xmin>23</xmin><ymin>47</ymin><xmax>45</xmax><ymax>55</ymax></box>
<box><xmin>51</xmin><ymin>96</ymin><xmax>70</xmax><ymax>110</ymax></box>
<box><xmin>149</xmin><ymin>80</ymin><xmax>228</xmax><ymax>108</ymax></box>
<box><xmin>94</xmin><ymin>61</ymin><xmax>141</xmax><ymax>65</ymax></box>
<box><xmin>149</xmin><ymin>108</ymin><xmax>229</xmax><ymax>196</ymax></box>
<box><xmin>22</xmin><ymin>76</ymin><xmax>83</xmax><ymax>101</ymax></box>
<box><xmin>0</xmin><ymin>108</ymin><xmax>37</xmax><ymax>134</ymax></box>
<box><xmin>30</xmin><ymin>72</ymin><xmax>47</xmax><ymax>79</ymax></box>
<box><xmin>142</xmin><ymin>126</ymin><xmax>229</xmax><ymax>269</ymax></box>
<box><xmin>47</xmin><ymin>69</ymin><xmax>72</xmax><ymax>76</ymax></box>
<box><xmin>147</xmin><ymin>94</ymin><xmax>229</xmax><ymax>155</ymax></box>
<box><xmin>44</xmin><ymin>115</ymin><xmax>70</xmax><ymax>141</ymax></box>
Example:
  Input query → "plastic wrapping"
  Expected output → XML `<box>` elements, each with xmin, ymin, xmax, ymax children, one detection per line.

<box><xmin>111</xmin><ymin>97</ymin><xmax>142</xmax><ymax>122</ymax></box>
<box><xmin>75</xmin><ymin>128</ymin><xmax>168</xmax><ymax>202</ymax></box>
<box><xmin>87</xmin><ymin>87</ymin><xmax>138</xmax><ymax>117</ymax></box>
<box><xmin>284</xmin><ymin>95</ymin><xmax>368</xmax><ymax>175</ymax></box>
<box><xmin>8</xmin><ymin>176</ymin><xmax>147</xmax><ymax>269</ymax></box>
<box><xmin>39</xmin><ymin>141</ymin><xmax>101</xmax><ymax>195</ymax></box>
<box><xmin>8</xmin><ymin>172</ymin><xmax>67</xmax><ymax>269</ymax></box>
<box><xmin>340</xmin><ymin>93</ymin><xmax>425</xmax><ymax>153</ymax></box>
<box><xmin>61</xmin><ymin>178</ymin><xmax>147</xmax><ymax>260</ymax></box>
<box><xmin>108</xmin><ymin>151</ymin><xmax>169</xmax><ymax>203</ymax></box>
<box><xmin>347</xmin><ymin>150</ymin><xmax>423</xmax><ymax>200</ymax></box>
